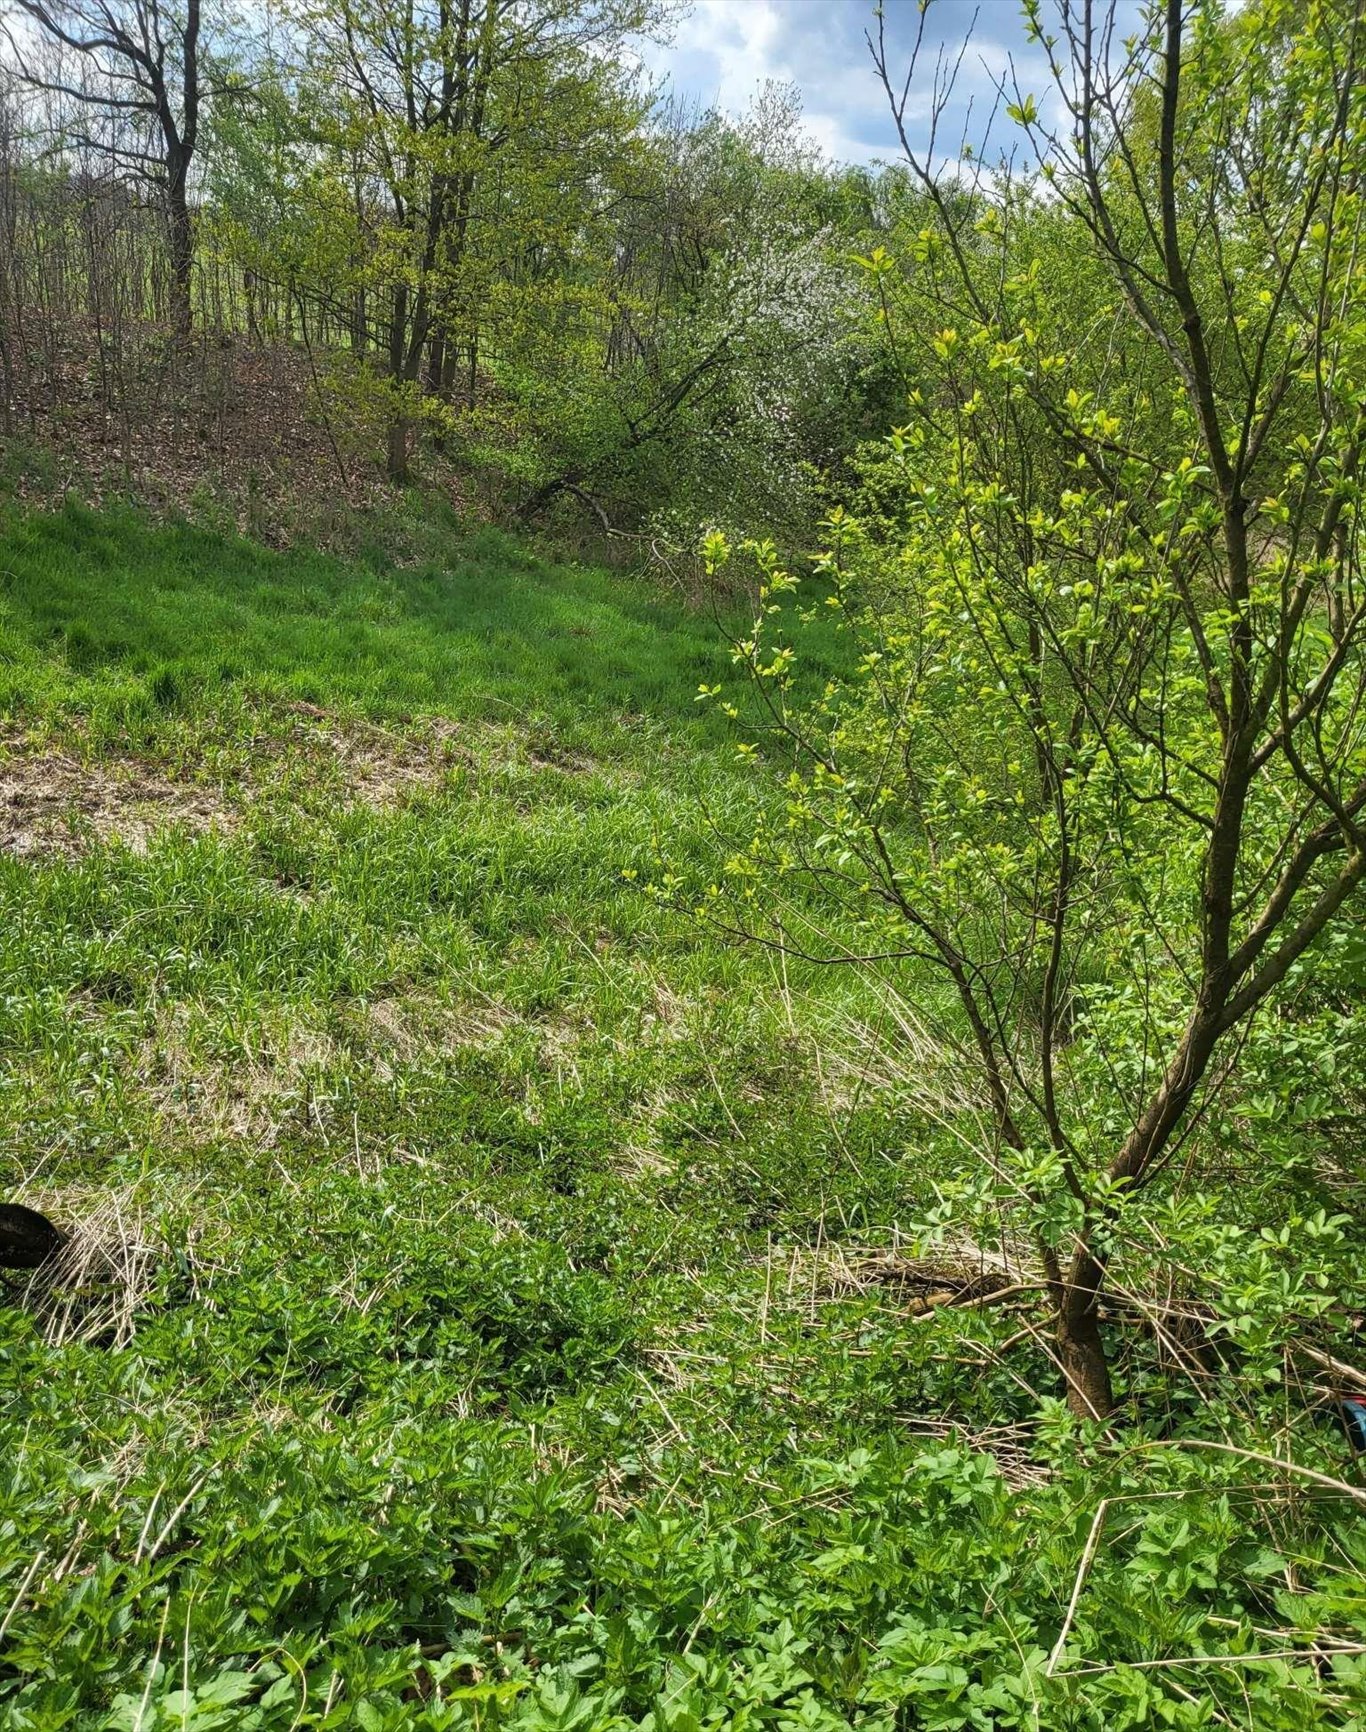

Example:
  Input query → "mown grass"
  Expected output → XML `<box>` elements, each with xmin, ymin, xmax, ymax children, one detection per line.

<box><xmin>2</xmin><ymin>501</ymin><xmax>1365</xmax><ymax>1732</ymax></box>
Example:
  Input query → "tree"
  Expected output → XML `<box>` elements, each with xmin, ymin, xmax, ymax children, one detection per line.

<box><xmin>513</xmin><ymin>90</ymin><xmax>864</xmax><ymax>548</ymax></box>
<box><xmin>702</xmin><ymin>0</ymin><xmax>1366</xmax><ymax>1419</ymax></box>
<box><xmin>0</xmin><ymin>0</ymin><xmax>237</xmax><ymax>334</ymax></box>
<box><xmin>289</xmin><ymin>0</ymin><xmax>669</xmax><ymax>481</ymax></box>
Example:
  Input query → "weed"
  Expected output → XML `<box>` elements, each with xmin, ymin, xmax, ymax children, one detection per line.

<box><xmin>0</xmin><ymin>503</ymin><xmax>1363</xmax><ymax>1730</ymax></box>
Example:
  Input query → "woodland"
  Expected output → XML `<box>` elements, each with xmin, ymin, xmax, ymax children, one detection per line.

<box><xmin>2</xmin><ymin>0</ymin><xmax>1366</xmax><ymax>1726</ymax></box>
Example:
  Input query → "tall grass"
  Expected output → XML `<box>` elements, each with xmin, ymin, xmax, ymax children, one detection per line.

<box><xmin>0</xmin><ymin>501</ymin><xmax>837</xmax><ymax>750</ymax></box>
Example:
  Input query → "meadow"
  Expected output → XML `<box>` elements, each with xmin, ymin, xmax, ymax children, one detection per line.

<box><xmin>2</xmin><ymin>502</ymin><xmax>1366</xmax><ymax>1732</ymax></box>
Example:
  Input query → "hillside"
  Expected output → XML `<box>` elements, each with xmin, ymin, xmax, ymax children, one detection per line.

<box><xmin>1</xmin><ymin>502</ymin><xmax>1364</xmax><ymax>1730</ymax></box>
<box><xmin>7</xmin><ymin>0</ymin><xmax>1366</xmax><ymax>1720</ymax></box>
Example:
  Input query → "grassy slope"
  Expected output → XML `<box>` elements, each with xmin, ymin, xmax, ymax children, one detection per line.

<box><xmin>0</xmin><ymin>503</ymin><xmax>742</xmax><ymax>737</ymax></box>
<box><xmin>1</xmin><ymin>504</ymin><xmax>1363</xmax><ymax>1732</ymax></box>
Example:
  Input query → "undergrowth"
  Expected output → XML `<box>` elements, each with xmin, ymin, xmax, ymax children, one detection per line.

<box><xmin>1</xmin><ymin>501</ymin><xmax>1365</xmax><ymax>1730</ymax></box>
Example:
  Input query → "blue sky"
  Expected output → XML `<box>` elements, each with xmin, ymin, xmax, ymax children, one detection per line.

<box><xmin>638</xmin><ymin>0</ymin><xmax>1058</xmax><ymax>166</ymax></box>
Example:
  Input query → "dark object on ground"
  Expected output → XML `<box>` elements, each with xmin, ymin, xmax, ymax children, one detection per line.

<box><xmin>1341</xmin><ymin>1398</ymin><xmax>1366</xmax><ymax>1455</ymax></box>
<box><xmin>0</xmin><ymin>1203</ymin><xmax>64</xmax><ymax>1269</ymax></box>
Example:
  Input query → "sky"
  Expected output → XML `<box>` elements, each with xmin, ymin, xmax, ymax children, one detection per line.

<box><xmin>637</xmin><ymin>0</ymin><xmax>1060</xmax><ymax>168</ymax></box>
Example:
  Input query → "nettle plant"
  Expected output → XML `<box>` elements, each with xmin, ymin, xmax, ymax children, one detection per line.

<box><xmin>697</xmin><ymin>0</ymin><xmax>1366</xmax><ymax>1418</ymax></box>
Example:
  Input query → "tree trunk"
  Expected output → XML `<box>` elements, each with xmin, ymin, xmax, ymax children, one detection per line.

<box><xmin>517</xmin><ymin>472</ymin><xmax>579</xmax><ymax>521</ymax></box>
<box><xmin>387</xmin><ymin>415</ymin><xmax>411</xmax><ymax>483</ymax></box>
<box><xmin>386</xmin><ymin>282</ymin><xmax>412</xmax><ymax>482</ymax></box>
<box><xmin>1046</xmin><ymin>1006</ymin><xmax>1230</xmax><ymax>1421</ymax></box>
<box><xmin>425</xmin><ymin>327</ymin><xmax>446</xmax><ymax>397</ymax></box>
<box><xmin>166</xmin><ymin>157</ymin><xmax>193</xmax><ymax>339</ymax></box>
<box><xmin>441</xmin><ymin>339</ymin><xmax>461</xmax><ymax>403</ymax></box>
<box><xmin>1055</xmin><ymin>1250</ymin><xmax>1114</xmax><ymax>1420</ymax></box>
<box><xmin>245</xmin><ymin>269</ymin><xmax>260</xmax><ymax>344</ymax></box>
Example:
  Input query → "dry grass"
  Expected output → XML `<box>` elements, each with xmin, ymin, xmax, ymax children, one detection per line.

<box><xmin>362</xmin><ymin>994</ymin><xmax>515</xmax><ymax>1075</ymax></box>
<box><xmin>0</xmin><ymin>727</ymin><xmax>234</xmax><ymax>858</ymax></box>
<box><xmin>0</xmin><ymin>708</ymin><xmax>631</xmax><ymax>863</ymax></box>
<box><xmin>145</xmin><ymin>1006</ymin><xmax>343</xmax><ymax>1148</ymax></box>
<box><xmin>895</xmin><ymin>1417</ymin><xmax>1051</xmax><ymax>1489</ymax></box>
<box><xmin>270</xmin><ymin>707</ymin><xmax>472</xmax><ymax>808</ymax></box>
<box><xmin>0</xmin><ymin>710</ymin><xmax>475</xmax><ymax>860</ymax></box>
<box><xmin>11</xmin><ymin>1185</ymin><xmax>177</xmax><ymax>1348</ymax></box>
<box><xmin>140</xmin><ymin>991</ymin><xmax>526</xmax><ymax>1148</ymax></box>
<box><xmin>772</xmin><ymin>1235</ymin><xmax>1032</xmax><ymax>1321</ymax></box>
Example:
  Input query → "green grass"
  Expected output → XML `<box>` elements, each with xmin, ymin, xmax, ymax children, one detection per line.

<box><xmin>2</xmin><ymin>502</ymin><xmax>1365</xmax><ymax>1732</ymax></box>
<box><xmin>0</xmin><ymin>501</ymin><xmax>835</xmax><ymax>749</ymax></box>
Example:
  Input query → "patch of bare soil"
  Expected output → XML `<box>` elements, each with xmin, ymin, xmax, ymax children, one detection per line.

<box><xmin>4</xmin><ymin>316</ymin><xmax>480</xmax><ymax>545</ymax></box>
<box><xmin>275</xmin><ymin>707</ymin><xmax>471</xmax><ymax>807</ymax></box>
<box><xmin>0</xmin><ymin>731</ymin><xmax>233</xmax><ymax>858</ymax></box>
<box><xmin>0</xmin><ymin>710</ymin><xmax>479</xmax><ymax>859</ymax></box>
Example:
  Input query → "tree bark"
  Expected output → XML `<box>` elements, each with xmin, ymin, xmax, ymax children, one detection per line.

<box><xmin>1054</xmin><ymin>1250</ymin><xmax>1115</xmax><ymax>1420</ymax></box>
<box><xmin>385</xmin><ymin>282</ymin><xmax>412</xmax><ymax>481</ymax></box>
<box><xmin>166</xmin><ymin>151</ymin><xmax>193</xmax><ymax>338</ymax></box>
<box><xmin>387</xmin><ymin>415</ymin><xmax>411</xmax><ymax>483</ymax></box>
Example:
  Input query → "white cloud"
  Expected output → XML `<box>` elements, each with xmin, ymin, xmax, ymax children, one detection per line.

<box><xmin>673</xmin><ymin>0</ymin><xmax>785</xmax><ymax>101</ymax></box>
<box><xmin>637</xmin><ymin>0</ymin><xmax>1063</xmax><ymax>167</ymax></box>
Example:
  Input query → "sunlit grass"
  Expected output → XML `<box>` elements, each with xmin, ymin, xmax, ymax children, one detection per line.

<box><xmin>0</xmin><ymin>501</ymin><xmax>842</xmax><ymax>753</ymax></box>
<box><xmin>0</xmin><ymin>502</ymin><xmax>1352</xmax><ymax>1732</ymax></box>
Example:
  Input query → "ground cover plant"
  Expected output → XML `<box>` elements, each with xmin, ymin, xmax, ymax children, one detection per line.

<box><xmin>4</xmin><ymin>0</ymin><xmax>1366</xmax><ymax>1726</ymax></box>
<box><xmin>0</xmin><ymin>498</ymin><xmax>1363</xmax><ymax>1732</ymax></box>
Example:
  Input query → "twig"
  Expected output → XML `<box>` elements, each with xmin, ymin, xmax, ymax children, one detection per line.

<box><xmin>1139</xmin><ymin>1438</ymin><xmax>1366</xmax><ymax>1507</ymax></box>
<box><xmin>0</xmin><ymin>1548</ymin><xmax>47</xmax><ymax>1645</ymax></box>
<box><xmin>1296</xmin><ymin>1342</ymin><xmax>1366</xmax><ymax>1391</ymax></box>
<box><xmin>1047</xmin><ymin>1500</ymin><xmax>1110</xmax><ymax>1675</ymax></box>
<box><xmin>1057</xmin><ymin>1646</ymin><xmax>1366</xmax><ymax>1677</ymax></box>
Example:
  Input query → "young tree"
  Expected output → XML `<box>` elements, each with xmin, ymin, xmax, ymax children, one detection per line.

<box><xmin>705</xmin><ymin>0</ymin><xmax>1366</xmax><ymax>1418</ymax></box>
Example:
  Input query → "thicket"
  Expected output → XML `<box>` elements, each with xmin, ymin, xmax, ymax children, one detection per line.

<box><xmin>0</xmin><ymin>0</ymin><xmax>903</xmax><ymax>553</ymax></box>
<box><xmin>692</xmin><ymin>0</ymin><xmax>1366</xmax><ymax>1424</ymax></box>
